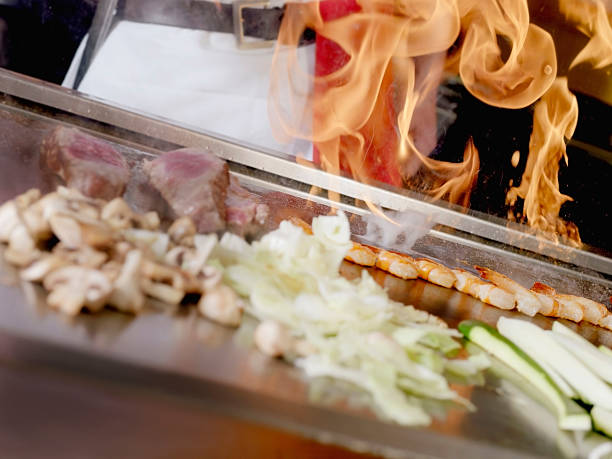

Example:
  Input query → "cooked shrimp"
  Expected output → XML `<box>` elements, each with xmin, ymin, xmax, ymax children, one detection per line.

<box><xmin>374</xmin><ymin>250</ymin><xmax>418</xmax><ymax>280</ymax></box>
<box><xmin>598</xmin><ymin>315</ymin><xmax>612</xmax><ymax>332</ymax></box>
<box><xmin>414</xmin><ymin>258</ymin><xmax>456</xmax><ymax>288</ymax></box>
<box><xmin>530</xmin><ymin>282</ymin><xmax>584</xmax><ymax>323</ymax></box>
<box><xmin>452</xmin><ymin>269</ymin><xmax>515</xmax><ymax>310</ymax></box>
<box><xmin>476</xmin><ymin>266</ymin><xmax>544</xmax><ymax>317</ymax></box>
<box><xmin>345</xmin><ymin>242</ymin><xmax>377</xmax><ymax>267</ymax></box>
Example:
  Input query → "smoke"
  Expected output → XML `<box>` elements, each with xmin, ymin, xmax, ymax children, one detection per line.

<box><xmin>363</xmin><ymin>208</ymin><xmax>434</xmax><ymax>251</ymax></box>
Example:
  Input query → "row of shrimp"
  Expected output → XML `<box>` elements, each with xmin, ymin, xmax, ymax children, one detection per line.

<box><xmin>289</xmin><ymin>217</ymin><xmax>612</xmax><ymax>331</ymax></box>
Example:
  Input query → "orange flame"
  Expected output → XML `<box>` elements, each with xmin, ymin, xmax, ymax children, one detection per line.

<box><xmin>559</xmin><ymin>0</ymin><xmax>612</xmax><ymax>69</ymax></box>
<box><xmin>456</xmin><ymin>0</ymin><xmax>557</xmax><ymax>108</ymax></box>
<box><xmin>506</xmin><ymin>77</ymin><xmax>580</xmax><ymax>246</ymax></box>
<box><xmin>269</xmin><ymin>0</ymin><xmax>594</xmax><ymax>243</ymax></box>
<box><xmin>270</xmin><ymin>1</ymin><xmax>478</xmax><ymax>203</ymax></box>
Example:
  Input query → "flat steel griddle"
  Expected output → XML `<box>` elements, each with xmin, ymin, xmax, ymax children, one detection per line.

<box><xmin>0</xmin><ymin>70</ymin><xmax>611</xmax><ymax>458</ymax></box>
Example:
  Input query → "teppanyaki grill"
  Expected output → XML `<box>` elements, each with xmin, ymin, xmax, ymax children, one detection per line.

<box><xmin>0</xmin><ymin>66</ymin><xmax>611</xmax><ymax>457</ymax></box>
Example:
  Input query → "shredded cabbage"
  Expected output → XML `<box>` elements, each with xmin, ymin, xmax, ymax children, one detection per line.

<box><xmin>212</xmin><ymin>211</ymin><xmax>484</xmax><ymax>425</ymax></box>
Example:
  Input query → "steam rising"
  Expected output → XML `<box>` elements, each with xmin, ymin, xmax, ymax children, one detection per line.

<box><xmin>363</xmin><ymin>209</ymin><xmax>433</xmax><ymax>252</ymax></box>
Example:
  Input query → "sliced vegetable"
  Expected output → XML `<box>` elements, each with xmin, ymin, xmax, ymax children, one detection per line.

<box><xmin>552</xmin><ymin>321</ymin><xmax>612</xmax><ymax>384</ymax></box>
<box><xmin>213</xmin><ymin>212</ymin><xmax>478</xmax><ymax>426</ymax></box>
<box><xmin>528</xmin><ymin>352</ymin><xmax>577</xmax><ymax>399</ymax></box>
<box><xmin>592</xmin><ymin>406</ymin><xmax>612</xmax><ymax>438</ymax></box>
<box><xmin>498</xmin><ymin>317</ymin><xmax>612</xmax><ymax>410</ymax></box>
<box><xmin>600</xmin><ymin>345</ymin><xmax>612</xmax><ymax>358</ymax></box>
<box><xmin>458</xmin><ymin>319</ymin><xmax>590</xmax><ymax>431</ymax></box>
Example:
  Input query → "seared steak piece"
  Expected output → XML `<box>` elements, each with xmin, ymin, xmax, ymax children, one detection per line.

<box><xmin>143</xmin><ymin>148</ymin><xmax>229</xmax><ymax>233</ymax></box>
<box><xmin>226</xmin><ymin>176</ymin><xmax>269</xmax><ymax>236</ymax></box>
<box><xmin>41</xmin><ymin>127</ymin><xmax>130</xmax><ymax>200</ymax></box>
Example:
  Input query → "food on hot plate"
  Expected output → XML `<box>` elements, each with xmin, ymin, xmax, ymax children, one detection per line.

<box><xmin>213</xmin><ymin>211</ymin><xmax>480</xmax><ymax>425</ymax></box>
<box><xmin>289</xmin><ymin>217</ymin><xmax>611</xmax><ymax>330</ymax></box>
<box><xmin>373</xmin><ymin>249</ymin><xmax>417</xmax><ymax>279</ymax></box>
<box><xmin>414</xmin><ymin>258</ymin><xmax>456</xmax><ymax>288</ymax></box>
<box><xmin>225</xmin><ymin>176</ymin><xmax>269</xmax><ymax>236</ymax></box>
<box><xmin>532</xmin><ymin>282</ymin><xmax>608</xmax><ymax>325</ymax></box>
<box><xmin>552</xmin><ymin>322</ymin><xmax>612</xmax><ymax>384</ymax></box>
<box><xmin>143</xmin><ymin>148</ymin><xmax>269</xmax><ymax>236</ymax></box>
<box><xmin>344</xmin><ymin>242</ymin><xmax>378</xmax><ymax>268</ymax></box>
<box><xmin>498</xmin><ymin>317</ymin><xmax>612</xmax><ymax>410</ymax></box>
<box><xmin>592</xmin><ymin>406</ymin><xmax>612</xmax><ymax>438</ymax></box>
<box><xmin>143</xmin><ymin>148</ymin><xmax>229</xmax><ymax>233</ymax></box>
<box><xmin>458</xmin><ymin>320</ymin><xmax>591</xmax><ymax>430</ymax></box>
<box><xmin>462</xmin><ymin>317</ymin><xmax>612</xmax><ymax>440</ymax></box>
<box><xmin>0</xmin><ymin>186</ymin><xmax>243</xmax><ymax>321</ymax></box>
<box><xmin>0</xmin><ymin>188</ymin><xmax>484</xmax><ymax>426</ymax></box>
<box><xmin>475</xmin><ymin>266</ymin><xmax>544</xmax><ymax>317</ymax></box>
<box><xmin>41</xmin><ymin>127</ymin><xmax>130</xmax><ymax>201</ymax></box>
<box><xmin>452</xmin><ymin>269</ymin><xmax>515</xmax><ymax>310</ymax></box>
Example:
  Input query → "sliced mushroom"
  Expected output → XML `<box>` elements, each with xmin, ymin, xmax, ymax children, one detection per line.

<box><xmin>141</xmin><ymin>278</ymin><xmax>184</xmax><ymax>305</ymax></box>
<box><xmin>56</xmin><ymin>186</ymin><xmax>104</xmax><ymax>208</ymax></box>
<box><xmin>56</xmin><ymin>187</ymin><xmax>103</xmax><ymax>220</ymax></box>
<box><xmin>101</xmin><ymin>198</ymin><xmax>133</xmax><ymax>230</ymax></box>
<box><xmin>43</xmin><ymin>266</ymin><xmax>112</xmax><ymax>315</ymax></box>
<box><xmin>139</xmin><ymin>212</ymin><xmax>160</xmax><ymax>231</ymax></box>
<box><xmin>21</xmin><ymin>254</ymin><xmax>67</xmax><ymax>282</ymax></box>
<box><xmin>14</xmin><ymin>188</ymin><xmax>42</xmax><ymax>209</ymax></box>
<box><xmin>168</xmin><ymin>217</ymin><xmax>196</xmax><ymax>245</ymax></box>
<box><xmin>165</xmin><ymin>246</ymin><xmax>193</xmax><ymax>268</ymax></box>
<box><xmin>198</xmin><ymin>284</ymin><xmax>243</xmax><ymax>327</ymax></box>
<box><xmin>253</xmin><ymin>320</ymin><xmax>294</xmax><ymax>357</ymax></box>
<box><xmin>123</xmin><ymin>229</ymin><xmax>169</xmax><ymax>260</ymax></box>
<box><xmin>0</xmin><ymin>201</ymin><xmax>20</xmax><ymax>242</ymax></box>
<box><xmin>101</xmin><ymin>260</ymin><xmax>122</xmax><ymax>282</ymax></box>
<box><xmin>141</xmin><ymin>259</ymin><xmax>200</xmax><ymax>292</ymax></box>
<box><xmin>52</xmin><ymin>244</ymin><xmax>108</xmax><ymax>268</ymax></box>
<box><xmin>107</xmin><ymin>249</ymin><xmax>145</xmax><ymax>313</ymax></box>
<box><xmin>201</xmin><ymin>265</ymin><xmax>222</xmax><ymax>291</ymax></box>
<box><xmin>101</xmin><ymin>198</ymin><xmax>161</xmax><ymax>231</ymax></box>
<box><xmin>49</xmin><ymin>214</ymin><xmax>113</xmax><ymax>249</ymax></box>
<box><xmin>0</xmin><ymin>189</ymin><xmax>42</xmax><ymax>242</ymax></box>
<box><xmin>20</xmin><ymin>192</ymin><xmax>66</xmax><ymax>240</ymax></box>
<box><xmin>5</xmin><ymin>224</ymin><xmax>40</xmax><ymax>267</ymax></box>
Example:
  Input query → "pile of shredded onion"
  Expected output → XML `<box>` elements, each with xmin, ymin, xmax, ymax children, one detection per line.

<box><xmin>210</xmin><ymin>212</ymin><xmax>488</xmax><ymax>425</ymax></box>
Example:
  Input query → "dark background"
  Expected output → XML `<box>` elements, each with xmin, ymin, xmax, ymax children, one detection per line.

<box><xmin>0</xmin><ymin>0</ymin><xmax>96</xmax><ymax>83</ymax></box>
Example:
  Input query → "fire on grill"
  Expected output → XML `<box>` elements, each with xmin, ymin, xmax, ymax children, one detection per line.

<box><xmin>269</xmin><ymin>0</ymin><xmax>612</xmax><ymax>249</ymax></box>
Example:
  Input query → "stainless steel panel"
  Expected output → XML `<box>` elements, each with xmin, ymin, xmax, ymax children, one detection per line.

<box><xmin>0</xmin><ymin>69</ymin><xmax>610</xmax><ymax>277</ymax></box>
<box><xmin>0</xmin><ymin>73</ymin><xmax>610</xmax><ymax>458</ymax></box>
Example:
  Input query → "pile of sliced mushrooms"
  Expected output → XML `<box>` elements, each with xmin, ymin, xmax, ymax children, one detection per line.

<box><xmin>0</xmin><ymin>187</ymin><xmax>244</xmax><ymax>326</ymax></box>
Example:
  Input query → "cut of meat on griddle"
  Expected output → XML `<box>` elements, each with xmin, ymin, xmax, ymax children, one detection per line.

<box><xmin>41</xmin><ymin>127</ymin><xmax>130</xmax><ymax>200</ymax></box>
<box><xmin>143</xmin><ymin>148</ymin><xmax>229</xmax><ymax>233</ymax></box>
<box><xmin>225</xmin><ymin>176</ymin><xmax>269</xmax><ymax>236</ymax></box>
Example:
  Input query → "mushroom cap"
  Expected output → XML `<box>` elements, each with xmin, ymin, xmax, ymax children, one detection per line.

<box><xmin>0</xmin><ymin>201</ymin><xmax>20</xmax><ymax>242</ymax></box>
<box><xmin>168</xmin><ymin>217</ymin><xmax>197</xmax><ymax>245</ymax></box>
<box><xmin>49</xmin><ymin>214</ymin><xmax>113</xmax><ymax>249</ymax></box>
<box><xmin>253</xmin><ymin>320</ymin><xmax>294</xmax><ymax>357</ymax></box>
<box><xmin>101</xmin><ymin>198</ymin><xmax>134</xmax><ymax>230</ymax></box>
<box><xmin>198</xmin><ymin>285</ymin><xmax>242</xmax><ymax>327</ymax></box>
<box><xmin>20</xmin><ymin>255</ymin><xmax>67</xmax><ymax>282</ymax></box>
<box><xmin>107</xmin><ymin>249</ymin><xmax>146</xmax><ymax>313</ymax></box>
<box><xmin>43</xmin><ymin>265</ymin><xmax>112</xmax><ymax>315</ymax></box>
